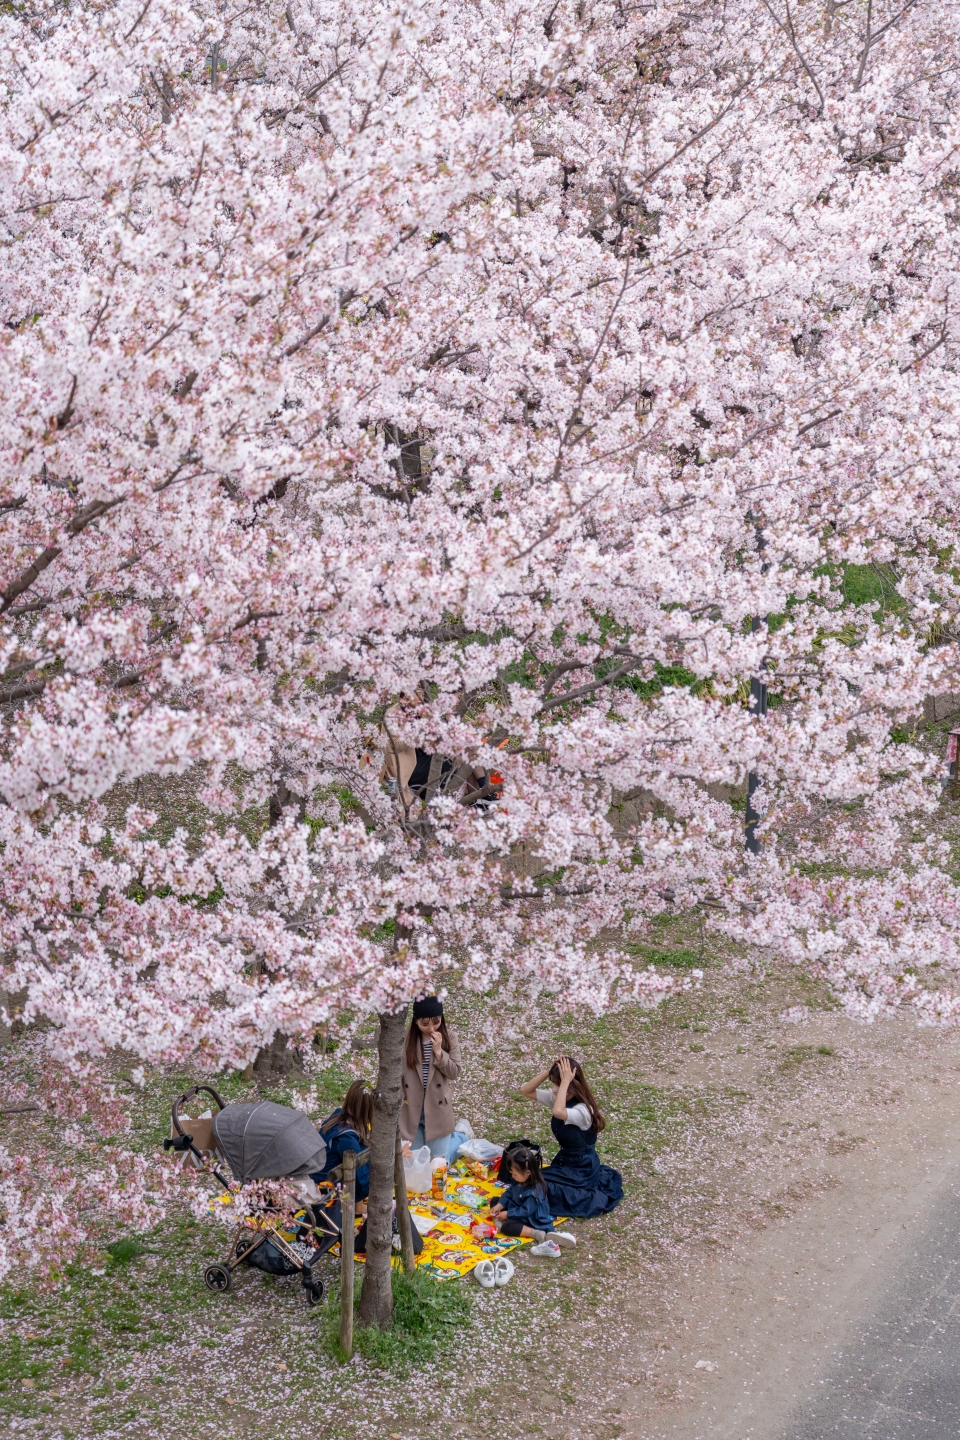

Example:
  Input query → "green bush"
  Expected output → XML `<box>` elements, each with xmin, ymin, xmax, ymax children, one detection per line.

<box><xmin>325</xmin><ymin>1267</ymin><xmax>472</xmax><ymax>1370</ymax></box>
<box><xmin>104</xmin><ymin>1238</ymin><xmax>148</xmax><ymax>1265</ymax></box>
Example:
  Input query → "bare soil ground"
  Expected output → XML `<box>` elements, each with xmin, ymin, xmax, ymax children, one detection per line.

<box><xmin>4</xmin><ymin>934</ymin><xmax>960</xmax><ymax>1440</ymax></box>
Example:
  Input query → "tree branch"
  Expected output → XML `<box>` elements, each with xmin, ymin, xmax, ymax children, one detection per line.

<box><xmin>796</xmin><ymin>407</ymin><xmax>842</xmax><ymax>437</ymax></box>
<box><xmin>0</xmin><ymin>496</ymin><xmax>125</xmax><ymax>614</ymax></box>
<box><xmin>900</xmin><ymin>325</ymin><xmax>947</xmax><ymax>373</ymax></box>
<box><xmin>539</xmin><ymin>656</ymin><xmax>643</xmax><ymax>711</ymax></box>
<box><xmin>0</xmin><ymin>679</ymin><xmax>48</xmax><ymax>705</ymax></box>
<box><xmin>760</xmin><ymin>0</ymin><xmax>824</xmax><ymax>113</ymax></box>
<box><xmin>501</xmin><ymin>883</ymin><xmax>596</xmax><ymax>902</ymax></box>
<box><xmin>284</xmin><ymin>312</ymin><xmax>332</xmax><ymax>358</ymax></box>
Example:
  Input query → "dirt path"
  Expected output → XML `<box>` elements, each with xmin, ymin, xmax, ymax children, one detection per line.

<box><xmin>604</xmin><ymin>1017</ymin><xmax>960</xmax><ymax>1440</ymax></box>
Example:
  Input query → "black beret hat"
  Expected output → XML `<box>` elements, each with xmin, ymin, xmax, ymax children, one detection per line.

<box><xmin>412</xmin><ymin>995</ymin><xmax>444</xmax><ymax>1020</ymax></box>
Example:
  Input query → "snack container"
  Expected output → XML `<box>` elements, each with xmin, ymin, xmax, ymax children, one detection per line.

<box><xmin>431</xmin><ymin>1157</ymin><xmax>448</xmax><ymax>1199</ymax></box>
<box><xmin>457</xmin><ymin>1185</ymin><xmax>484</xmax><ymax>1210</ymax></box>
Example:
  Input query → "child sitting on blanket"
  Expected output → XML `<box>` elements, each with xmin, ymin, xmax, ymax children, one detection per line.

<box><xmin>488</xmin><ymin>1146</ymin><xmax>577</xmax><ymax>1255</ymax></box>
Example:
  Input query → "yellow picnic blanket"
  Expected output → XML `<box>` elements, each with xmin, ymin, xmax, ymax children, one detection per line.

<box><xmin>401</xmin><ymin>1168</ymin><xmax>568</xmax><ymax>1281</ymax></box>
<box><xmin>408</xmin><ymin>1171</ymin><xmax>523</xmax><ymax>1280</ymax></box>
<box><xmin>208</xmin><ymin>1162</ymin><xmax>564</xmax><ymax>1282</ymax></box>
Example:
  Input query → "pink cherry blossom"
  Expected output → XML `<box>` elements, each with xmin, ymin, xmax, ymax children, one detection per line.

<box><xmin>2</xmin><ymin>0</ymin><xmax>960</xmax><ymax>1273</ymax></box>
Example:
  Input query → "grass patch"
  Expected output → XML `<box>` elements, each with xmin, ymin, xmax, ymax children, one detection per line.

<box><xmin>104</xmin><ymin>1237</ymin><xmax>149</xmax><ymax>1265</ymax></box>
<box><xmin>325</xmin><ymin>1267</ymin><xmax>472</xmax><ymax>1370</ymax></box>
<box><xmin>601</xmin><ymin>1081</ymin><xmax>710</xmax><ymax>1167</ymax></box>
<box><xmin>777</xmin><ymin>1045</ymin><xmax>837</xmax><ymax>1073</ymax></box>
<box><xmin>0</xmin><ymin>1213</ymin><xmax>223</xmax><ymax>1417</ymax></box>
<box><xmin>624</xmin><ymin>942</ymin><xmax>703</xmax><ymax>970</ymax></box>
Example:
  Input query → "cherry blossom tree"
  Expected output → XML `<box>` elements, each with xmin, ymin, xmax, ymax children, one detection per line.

<box><xmin>3</xmin><ymin>0</ymin><xmax>960</xmax><ymax>1320</ymax></box>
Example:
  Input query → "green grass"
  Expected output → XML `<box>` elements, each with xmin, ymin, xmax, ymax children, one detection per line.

<box><xmin>598</xmin><ymin>1079</ymin><xmax>710</xmax><ymax>1167</ymax></box>
<box><xmin>624</xmin><ymin>941</ymin><xmax>703</xmax><ymax>970</ymax></box>
<box><xmin>777</xmin><ymin>1045</ymin><xmax>838</xmax><ymax>1073</ymax></box>
<box><xmin>0</xmin><ymin>946</ymin><xmax>777</xmax><ymax>1433</ymax></box>
<box><xmin>104</xmin><ymin>1237</ymin><xmax>149</xmax><ymax>1265</ymax></box>
<box><xmin>324</xmin><ymin>1267</ymin><xmax>472</xmax><ymax>1370</ymax></box>
<box><xmin>0</xmin><ymin>1213</ymin><xmax>221</xmax><ymax>1418</ymax></box>
<box><xmin>842</xmin><ymin>561</ymin><xmax>901</xmax><ymax>614</ymax></box>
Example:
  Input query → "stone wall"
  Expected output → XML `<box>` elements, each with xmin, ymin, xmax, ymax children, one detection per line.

<box><xmin>924</xmin><ymin>693</ymin><xmax>960</xmax><ymax>725</ymax></box>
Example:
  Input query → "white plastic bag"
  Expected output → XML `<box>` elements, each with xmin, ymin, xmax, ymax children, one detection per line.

<box><xmin>403</xmin><ymin>1144</ymin><xmax>432</xmax><ymax>1194</ymax></box>
<box><xmin>456</xmin><ymin>1137</ymin><xmax>504</xmax><ymax>1164</ymax></box>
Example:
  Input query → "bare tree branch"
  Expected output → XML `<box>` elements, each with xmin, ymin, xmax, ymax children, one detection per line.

<box><xmin>539</xmin><ymin>656</ymin><xmax>643</xmax><ymax>711</ymax></box>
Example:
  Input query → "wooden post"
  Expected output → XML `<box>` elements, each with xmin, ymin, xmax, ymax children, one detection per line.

<box><xmin>394</xmin><ymin>1127</ymin><xmax>416</xmax><ymax>1276</ymax></box>
<box><xmin>339</xmin><ymin>1150</ymin><xmax>356</xmax><ymax>1357</ymax></box>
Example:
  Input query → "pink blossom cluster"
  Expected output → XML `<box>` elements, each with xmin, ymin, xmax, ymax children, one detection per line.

<box><xmin>2</xmin><ymin>0</ymin><xmax>960</xmax><ymax>1267</ymax></box>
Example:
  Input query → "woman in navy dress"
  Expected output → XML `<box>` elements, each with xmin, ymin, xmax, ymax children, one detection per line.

<box><xmin>520</xmin><ymin>1056</ymin><xmax>623</xmax><ymax>1219</ymax></box>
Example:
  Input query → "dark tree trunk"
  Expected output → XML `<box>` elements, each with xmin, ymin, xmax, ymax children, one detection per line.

<box><xmin>268</xmin><ymin>775</ymin><xmax>306</xmax><ymax>828</ymax></box>
<box><xmin>356</xmin><ymin>1006</ymin><xmax>408</xmax><ymax>1329</ymax></box>
<box><xmin>249</xmin><ymin>775</ymin><xmax>308</xmax><ymax>1078</ymax></box>
<box><xmin>251</xmin><ymin>1031</ymin><xmax>303</xmax><ymax>1080</ymax></box>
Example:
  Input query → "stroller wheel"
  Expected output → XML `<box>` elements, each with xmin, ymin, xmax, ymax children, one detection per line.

<box><xmin>204</xmin><ymin>1264</ymin><xmax>232</xmax><ymax>1293</ymax></box>
<box><xmin>304</xmin><ymin>1278</ymin><xmax>325</xmax><ymax>1307</ymax></box>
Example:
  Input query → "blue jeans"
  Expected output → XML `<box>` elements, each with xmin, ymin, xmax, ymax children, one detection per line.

<box><xmin>414</xmin><ymin>1117</ymin><xmax>470</xmax><ymax>1164</ymax></box>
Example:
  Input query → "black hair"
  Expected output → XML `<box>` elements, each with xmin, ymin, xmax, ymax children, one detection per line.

<box><xmin>507</xmin><ymin>1145</ymin><xmax>546</xmax><ymax>1194</ymax></box>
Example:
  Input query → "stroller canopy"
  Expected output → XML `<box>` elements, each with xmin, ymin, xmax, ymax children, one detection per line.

<box><xmin>212</xmin><ymin>1101</ymin><xmax>326</xmax><ymax>1185</ymax></box>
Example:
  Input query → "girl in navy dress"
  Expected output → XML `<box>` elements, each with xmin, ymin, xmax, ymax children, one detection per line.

<box><xmin>489</xmin><ymin>1146</ymin><xmax>577</xmax><ymax>1255</ymax></box>
<box><xmin>520</xmin><ymin>1056</ymin><xmax>623</xmax><ymax>1219</ymax></box>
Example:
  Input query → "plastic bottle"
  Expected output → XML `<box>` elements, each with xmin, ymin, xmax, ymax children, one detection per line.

<box><xmin>430</xmin><ymin>1157</ymin><xmax>448</xmax><ymax>1199</ymax></box>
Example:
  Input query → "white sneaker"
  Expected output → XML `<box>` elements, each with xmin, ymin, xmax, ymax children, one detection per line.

<box><xmin>552</xmin><ymin>1230</ymin><xmax>577</xmax><ymax>1248</ymax></box>
<box><xmin>530</xmin><ymin>1238</ymin><xmax>562</xmax><ymax>1258</ymax></box>
<box><xmin>473</xmin><ymin>1259</ymin><xmax>496</xmax><ymax>1288</ymax></box>
<box><xmin>454</xmin><ymin>1118</ymin><xmax>475</xmax><ymax>1140</ymax></box>
<box><xmin>494</xmin><ymin>1258</ymin><xmax>515</xmax><ymax>1286</ymax></box>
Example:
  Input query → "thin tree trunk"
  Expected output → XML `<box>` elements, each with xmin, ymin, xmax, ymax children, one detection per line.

<box><xmin>394</xmin><ymin>1127</ymin><xmax>416</xmax><ymax>1275</ymax></box>
<box><xmin>250</xmin><ymin>773</ymin><xmax>308</xmax><ymax>1079</ymax></box>
<box><xmin>357</xmin><ymin>1005</ymin><xmax>408</xmax><ymax>1329</ymax></box>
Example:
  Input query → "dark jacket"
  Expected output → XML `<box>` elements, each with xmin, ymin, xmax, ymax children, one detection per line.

<box><xmin>498</xmin><ymin>1178</ymin><xmax>554</xmax><ymax>1231</ymax></box>
<box><xmin>311</xmin><ymin>1112</ymin><xmax>369</xmax><ymax>1200</ymax></box>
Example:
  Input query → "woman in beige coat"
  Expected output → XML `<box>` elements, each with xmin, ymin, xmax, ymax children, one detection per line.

<box><xmin>399</xmin><ymin>996</ymin><xmax>473</xmax><ymax>1163</ymax></box>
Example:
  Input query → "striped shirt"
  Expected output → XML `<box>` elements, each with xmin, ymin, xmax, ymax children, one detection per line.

<box><xmin>421</xmin><ymin>1038</ymin><xmax>431</xmax><ymax>1091</ymax></box>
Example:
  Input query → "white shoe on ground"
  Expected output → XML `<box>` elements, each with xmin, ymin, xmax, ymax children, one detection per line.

<box><xmin>530</xmin><ymin>1238</ymin><xmax>562</xmax><ymax>1258</ymax></box>
<box><xmin>473</xmin><ymin>1259</ymin><xmax>496</xmax><ymax>1287</ymax></box>
<box><xmin>494</xmin><ymin>1258</ymin><xmax>515</xmax><ymax>1286</ymax></box>
<box><xmin>454</xmin><ymin>1118</ymin><xmax>475</xmax><ymax>1140</ymax></box>
<box><xmin>551</xmin><ymin>1230</ymin><xmax>577</xmax><ymax>1248</ymax></box>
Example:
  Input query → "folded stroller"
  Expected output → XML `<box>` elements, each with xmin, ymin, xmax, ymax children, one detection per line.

<box><xmin>165</xmin><ymin>1084</ymin><xmax>341</xmax><ymax>1306</ymax></box>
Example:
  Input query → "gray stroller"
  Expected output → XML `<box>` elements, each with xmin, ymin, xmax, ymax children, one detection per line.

<box><xmin>164</xmin><ymin>1084</ymin><xmax>340</xmax><ymax>1306</ymax></box>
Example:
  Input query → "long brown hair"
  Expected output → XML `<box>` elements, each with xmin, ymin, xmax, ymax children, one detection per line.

<box><xmin>548</xmin><ymin>1057</ymin><xmax>605</xmax><ymax>1133</ymax></box>
<box><xmin>404</xmin><ymin>1017</ymin><xmax>452</xmax><ymax>1072</ymax></box>
<box><xmin>321</xmin><ymin>1080</ymin><xmax>373</xmax><ymax>1140</ymax></box>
